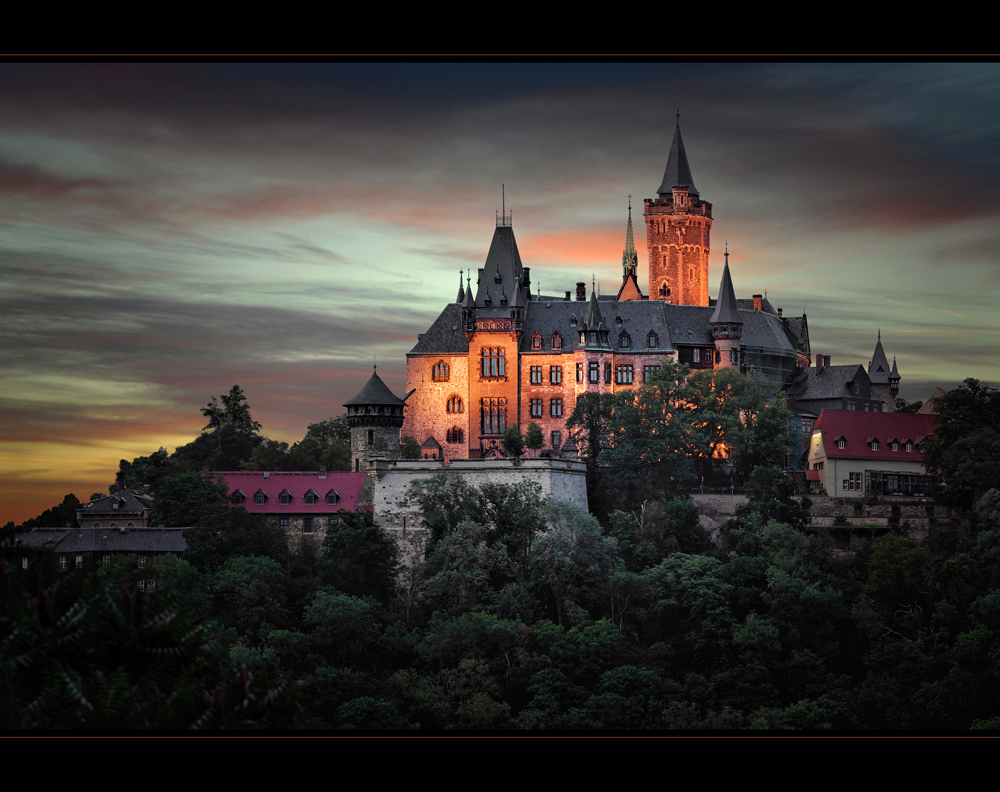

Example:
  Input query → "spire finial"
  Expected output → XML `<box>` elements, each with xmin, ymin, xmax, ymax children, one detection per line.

<box><xmin>676</xmin><ymin>106</ymin><xmax>680</xmax><ymax>124</ymax></box>
<box><xmin>878</xmin><ymin>328</ymin><xmax>881</xmax><ymax>340</ymax></box>
<box><xmin>725</xmin><ymin>240</ymin><xmax>729</xmax><ymax>264</ymax></box>
<box><xmin>628</xmin><ymin>193</ymin><xmax>632</xmax><ymax>211</ymax></box>
<box><xmin>373</xmin><ymin>353</ymin><xmax>376</xmax><ymax>372</ymax></box>
<box><xmin>502</xmin><ymin>183</ymin><xmax>505</xmax><ymax>219</ymax></box>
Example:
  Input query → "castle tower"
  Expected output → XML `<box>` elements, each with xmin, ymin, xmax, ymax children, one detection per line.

<box><xmin>710</xmin><ymin>248</ymin><xmax>744</xmax><ymax>369</ymax></box>
<box><xmin>644</xmin><ymin>117</ymin><xmax>712</xmax><ymax>306</ymax></box>
<box><xmin>575</xmin><ymin>282</ymin><xmax>613</xmax><ymax>395</ymax></box>
<box><xmin>868</xmin><ymin>331</ymin><xmax>900</xmax><ymax>411</ymax></box>
<box><xmin>344</xmin><ymin>365</ymin><xmax>407</xmax><ymax>472</ymax></box>
<box><xmin>616</xmin><ymin>198</ymin><xmax>643</xmax><ymax>301</ymax></box>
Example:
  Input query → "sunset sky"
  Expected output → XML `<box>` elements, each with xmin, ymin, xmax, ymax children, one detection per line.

<box><xmin>3</xmin><ymin>60</ymin><xmax>1000</xmax><ymax>524</ymax></box>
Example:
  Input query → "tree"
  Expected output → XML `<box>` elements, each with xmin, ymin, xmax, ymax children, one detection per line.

<box><xmin>318</xmin><ymin>509</ymin><xmax>399</xmax><ymax>603</ymax></box>
<box><xmin>400</xmin><ymin>436</ymin><xmax>421</xmax><ymax>460</ymax></box>
<box><xmin>524</xmin><ymin>422</ymin><xmax>544</xmax><ymax>457</ymax></box>
<box><xmin>923</xmin><ymin>379</ymin><xmax>1000</xmax><ymax>509</ymax></box>
<box><xmin>503</xmin><ymin>425</ymin><xmax>525</xmax><ymax>460</ymax></box>
<box><xmin>895</xmin><ymin>397</ymin><xmax>923</xmax><ymax>414</ymax></box>
<box><xmin>16</xmin><ymin>493</ymin><xmax>82</xmax><ymax>531</ymax></box>
<box><xmin>198</xmin><ymin>385</ymin><xmax>264</xmax><ymax>470</ymax></box>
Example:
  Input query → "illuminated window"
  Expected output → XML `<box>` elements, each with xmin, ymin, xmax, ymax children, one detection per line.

<box><xmin>530</xmin><ymin>366</ymin><xmax>542</xmax><ymax>385</ymax></box>
<box><xmin>550</xmin><ymin>399</ymin><xmax>563</xmax><ymax>418</ymax></box>
<box><xmin>550</xmin><ymin>366</ymin><xmax>562</xmax><ymax>385</ymax></box>
<box><xmin>577</xmin><ymin>363</ymin><xmax>583</xmax><ymax>382</ymax></box>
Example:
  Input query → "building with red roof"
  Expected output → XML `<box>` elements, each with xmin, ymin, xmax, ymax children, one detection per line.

<box><xmin>209</xmin><ymin>468</ymin><xmax>367</xmax><ymax>545</ymax></box>
<box><xmin>807</xmin><ymin>409</ymin><xmax>937</xmax><ymax>499</ymax></box>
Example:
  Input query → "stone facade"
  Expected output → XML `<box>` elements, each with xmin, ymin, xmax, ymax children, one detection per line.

<box><xmin>645</xmin><ymin>186</ymin><xmax>712</xmax><ymax>307</ymax></box>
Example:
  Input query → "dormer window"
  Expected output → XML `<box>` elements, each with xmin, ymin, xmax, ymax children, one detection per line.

<box><xmin>837</xmin><ymin>439</ymin><xmax>846</xmax><ymax>450</ymax></box>
<box><xmin>615</xmin><ymin>315</ymin><xmax>623</xmax><ymax>328</ymax></box>
<box><xmin>570</xmin><ymin>316</ymin><xmax>577</xmax><ymax>328</ymax></box>
<box><xmin>432</xmin><ymin>361</ymin><xmax>450</xmax><ymax>382</ymax></box>
<box><xmin>112</xmin><ymin>501</ymin><xmax>119</xmax><ymax>510</ymax></box>
<box><xmin>551</xmin><ymin>332</ymin><xmax>562</xmax><ymax>350</ymax></box>
<box><xmin>304</xmin><ymin>490</ymin><xmax>318</xmax><ymax>505</ymax></box>
<box><xmin>891</xmin><ymin>442</ymin><xmax>899</xmax><ymax>452</ymax></box>
<box><xmin>870</xmin><ymin>441</ymin><xmax>879</xmax><ymax>451</ymax></box>
<box><xmin>326</xmin><ymin>490</ymin><xmax>340</xmax><ymax>506</ymax></box>
<box><xmin>854</xmin><ymin>381</ymin><xmax>860</xmax><ymax>395</ymax></box>
<box><xmin>254</xmin><ymin>490</ymin><xmax>268</xmax><ymax>505</ymax></box>
<box><xmin>619</xmin><ymin>332</ymin><xmax>631</xmax><ymax>349</ymax></box>
<box><xmin>279</xmin><ymin>490</ymin><xmax>292</xmax><ymax>505</ymax></box>
<box><xmin>531</xmin><ymin>332</ymin><xmax>542</xmax><ymax>350</ymax></box>
<box><xmin>648</xmin><ymin>332</ymin><xmax>658</xmax><ymax>348</ymax></box>
<box><xmin>231</xmin><ymin>490</ymin><xmax>246</xmax><ymax>505</ymax></box>
<box><xmin>905</xmin><ymin>442</ymin><xmax>913</xmax><ymax>452</ymax></box>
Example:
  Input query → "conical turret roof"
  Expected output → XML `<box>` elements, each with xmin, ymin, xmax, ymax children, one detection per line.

<box><xmin>584</xmin><ymin>284</ymin><xmax>604</xmax><ymax>330</ymax></box>
<box><xmin>657</xmin><ymin>120</ymin><xmax>700</xmax><ymax>199</ymax></box>
<box><xmin>343</xmin><ymin>367</ymin><xmax>406</xmax><ymax>407</ymax></box>
<box><xmin>474</xmin><ymin>225</ymin><xmax>527</xmax><ymax>307</ymax></box>
<box><xmin>868</xmin><ymin>331</ymin><xmax>892</xmax><ymax>384</ymax></box>
<box><xmin>710</xmin><ymin>255</ymin><xmax>742</xmax><ymax>325</ymax></box>
<box><xmin>622</xmin><ymin>201</ymin><xmax>638</xmax><ymax>272</ymax></box>
<box><xmin>456</xmin><ymin>271</ymin><xmax>465</xmax><ymax>304</ymax></box>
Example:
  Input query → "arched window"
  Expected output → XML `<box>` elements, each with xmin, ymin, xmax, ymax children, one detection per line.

<box><xmin>570</xmin><ymin>315</ymin><xmax>577</xmax><ymax>328</ymax></box>
<box><xmin>447</xmin><ymin>395</ymin><xmax>463</xmax><ymax>413</ymax></box>
<box><xmin>551</xmin><ymin>332</ymin><xmax>562</xmax><ymax>350</ymax></box>
<box><xmin>619</xmin><ymin>332</ymin><xmax>631</xmax><ymax>349</ymax></box>
<box><xmin>446</xmin><ymin>426</ymin><xmax>464</xmax><ymax>444</ymax></box>
<box><xmin>531</xmin><ymin>332</ymin><xmax>542</xmax><ymax>350</ymax></box>
<box><xmin>615</xmin><ymin>315</ymin><xmax>623</xmax><ymax>328</ymax></box>
<box><xmin>481</xmin><ymin>347</ymin><xmax>506</xmax><ymax>378</ymax></box>
<box><xmin>432</xmin><ymin>361</ymin><xmax>450</xmax><ymax>382</ymax></box>
<box><xmin>647</xmin><ymin>332</ymin><xmax>658</xmax><ymax>348</ymax></box>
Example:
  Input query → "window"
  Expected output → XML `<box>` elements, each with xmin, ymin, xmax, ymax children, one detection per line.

<box><xmin>231</xmin><ymin>490</ymin><xmax>245</xmax><ymax>504</ymax></box>
<box><xmin>530</xmin><ymin>366</ymin><xmax>542</xmax><ymax>385</ymax></box>
<box><xmin>530</xmin><ymin>398</ymin><xmax>543</xmax><ymax>418</ymax></box>
<box><xmin>447</xmin><ymin>395</ymin><xmax>463</xmax><ymax>413</ymax></box>
<box><xmin>279</xmin><ymin>490</ymin><xmax>292</xmax><ymax>505</ymax></box>
<box><xmin>615</xmin><ymin>315</ymin><xmax>623</xmax><ymax>328</ymax></box>
<box><xmin>326</xmin><ymin>491</ymin><xmax>339</xmax><ymax>505</ymax></box>
<box><xmin>112</xmin><ymin>501</ymin><xmax>119</xmax><ymax>510</ymax></box>
<box><xmin>619</xmin><ymin>332</ymin><xmax>631</xmax><ymax>349</ymax></box>
<box><xmin>138</xmin><ymin>579</ymin><xmax>145</xmax><ymax>592</ymax></box>
<box><xmin>446</xmin><ymin>427</ymin><xmax>464</xmax><ymax>443</ymax></box>
<box><xmin>643</xmin><ymin>365</ymin><xmax>660</xmax><ymax>382</ymax></box>
<box><xmin>905</xmin><ymin>442</ymin><xmax>913</xmax><ymax>452</ymax></box>
<box><xmin>843</xmin><ymin>472</ymin><xmax>863</xmax><ymax>491</ymax></box>
<box><xmin>22</xmin><ymin>557</ymin><xmax>28</xmax><ymax>570</ymax></box>
<box><xmin>731</xmin><ymin>349</ymin><xmax>739</xmax><ymax>365</ymax></box>
<box><xmin>481</xmin><ymin>398</ymin><xmax>507</xmax><ymax>435</ymax></box>
<box><xmin>279</xmin><ymin>518</ymin><xmax>289</xmax><ymax>533</ymax></box>
<box><xmin>551</xmin><ymin>333</ymin><xmax>562</xmax><ymax>350</ymax></box>
<box><xmin>432</xmin><ymin>361</ymin><xmax>450</xmax><ymax>381</ymax></box>
<box><xmin>102</xmin><ymin>555</ymin><xmax>111</xmax><ymax>566</ymax></box>
<box><xmin>255</xmin><ymin>491</ymin><xmax>267</xmax><ymax>505</ymax></box>
<box><xmin>891</xmin><ymin>442</ymin><xmax>899</xmax><ymax>452</ymax></box>
<box><xmin>303</xmin><ymin>517</ymin><xmax>314</xmax><ymax>534</ymax></box>
<box><xmin>304</xmin><ymin>490</ymin><xmax>318</xmax><ymax>505</ymax></box>
<box><xmin>648</xmin><ymin>332</ymin><xmax>658</xmax><ymax>348</ymax></box>
<box><xmin>328</xmin><ymin>517</ymin><xmax>339</xmax><ymax>530</ymax></box>
<box><xmin>576</xmin><ymin>363</ymin><xmax>583</xmax><ymax>382</ymax></box>
<box><xmin>616</xmin><ymin>365</ymin><xmax>634</xmax><ymax>384</ymax></box>
<box><xmin>93</xmin><ymin>523</ymin><xmax>102</xmax><ymax>528</ymax></box>
<box><xmin>550</xmin><ymin>398</ymin><xmax>563</xmax><ymax>418</ymax></box>
<box><xmin>605</xmin><ymin>363</ymin><xmax>612</xmax><ymax>384</ymax></box>
<box><xmin>870</xmin><ymin>441</ymin><xmax>879</xmax><ymax>451</ymax></box>
<box><xmin>60</xmin><ymin>556</ymin><xmax>67</xmax><ymax>570</ymax></box>
<box><xmin>138</xmin><ymin>556</ymin><xmax>146</xmax><ymax>568</ymax></box>
<box><xmin>76</xmin><ymin>555</ymin><xmax>83</xmax><ymax>568</ymax></box>
<box><xmin>550</xmin><ymin>366</ymin><xmax>562</xmax><ymax>385</ymax></box>
<box><xmin>693</xmin><ymin>348</ymin><xmax>700</xmax><ymax>363</ymax></box>
<box><xmin>589</xmin><ymin>362</ymin><xmax>599</xmax><ymax>383</ymax></box>
<box><xmin>531</xmin><ymin>332</ymin><xmax>542</xmax><ymax>350</ymax></box>
<box><xmin>367</xmin><ymin>429</ymin><xmax>374</xmax><ymax>444</ymax></box>
<box><xmin>570</xmin><ymin>316</ymin><xmax>577</xmax><ymax>328</ymax></box>
<box><xmin>847</xmin><ymin>400</ymin><xmax>855</xmax><ymax>411</ymax></box>
<box><xmin>837</xmin><ymin>439</ymin><xmax>846</xmax><ymax>450</ymax></box>
<box><xmin>481</xmin><ymin>347</ymin><xmax>506</xmax><ymax>378</ymax></box>
<box><xmin>552</xmin><ymin>431</ymin><xmax>562</xmax><ymax>448</ymax></box>
<box><xmin>147</xmin><ymin>578</ymin><xmax>156</xmax><ymax>593</ymax></box>
<box><xmin>854</xmin><ymin>381</ymin><xmax>860</xmax><ymax>395</ymax></box>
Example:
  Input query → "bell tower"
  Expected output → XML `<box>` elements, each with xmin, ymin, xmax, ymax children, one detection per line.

<box><xmin>645</xmin><ymin>115</ymin><xmax>712</xmax><ymax>306</ymax></box>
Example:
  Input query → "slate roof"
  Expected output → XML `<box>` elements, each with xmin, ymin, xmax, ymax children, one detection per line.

<box><xmin>473</xmin><ymin>225</ymin><xmax>529</xmax><ymax>308</ymax></box>
<box><xmin>16</xmin><ymin>527</ymin><xmax>187</xmax><ymax>554</ymax></box>
<box><xmin>81</xmin><ymin>489</ymin><xmax>153</xmax><ymax>516</ymax></box>
<box><xmin>918</xmin><ymin>388</ymin><xmax>947</xmax><ymax>415</ymax></box>
<box><xmin>211</xmin><ymin>470</ymin><xmax>367</xmax><ymax>514</ymax></box>
<box><xmin>709</xmin><ymin>258</ymin><xmax>741</xmax><ymax>325</ymax></box>
<box><xmin>786</xmin><ymin>364</ymin><xmax>867</xmax><ymax>401</ymax></box>
<box><xmin>656</xmin><ymin>121</ymin><xmax>700</xmax><ymax>199</ymax></box>
<box><xmin>813</xmin><ymin>410</ymin><xmax>936</xmax><ymax>462</ymax></box>
<box><xmin>409</xmin><ymin>303</ymin><xmax>469</xmax><ymax>355</ymax></box>
<box><xmin>521</xmin><ymin>298</ymin><xmax>676</xmax><ymax>354</ymax></box>
<box><xmin>344</xmin><ymin>368</ymin><xmax>407</xmax><ymax>407</ymax></box>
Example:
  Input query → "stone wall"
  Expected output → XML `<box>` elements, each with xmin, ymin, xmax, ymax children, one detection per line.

<box><xmin>368</xmin><ymin>456</ymin><xmax>588</xmax><ymax>565</ymax></box>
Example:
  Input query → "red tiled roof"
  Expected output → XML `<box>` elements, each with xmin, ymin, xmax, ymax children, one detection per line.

<box><xmin>813</xmin><ymin>410</ymin><xmax>936</xmax><ymax>462</ymax></box>
<box><xmin>806</xmin><ymin>470</ymin><xmax>820</xmax><ymax>480</ymax></box>
<box><xmin>209</xmin><ymin>471</ymin><xmax>367</xmax><ymax>514</ymax></box>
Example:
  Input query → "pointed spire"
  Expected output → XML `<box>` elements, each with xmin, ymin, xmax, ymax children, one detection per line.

<box><xmin>584</xmin><ymin>282</ymin><xmax>604</xmax><ymax>330</ymax></box>
<box><xmin>869</xmin><ymin>331</ymin><xmax>892</xmax><ymax>383</ymax></box>
<box><xmin>462</xmin><ymin>274</ymin><xmax>474</xmax><ymax>309</ymax></box>
<box><xmin>456</xmin><ymin>270</ymin><xmax>465</xmax><ymax>303</ymax></box>
<box><xmin>710</xmin><ymin>247</ymin><xmax>742</xmax><ymax>325</ymax></box>
<box><xmin>622</xmin><ymin>195</ymin><xmax>638</xmax><ymax>276</ymax></box>
<box><xmin>510</xmin><ymin>275</ymin><xmax>521</xmax><ymax>308</ymax></box>
<box><xmin>657</xmin><ymin>117</ymin><xmax>699</xmax><ymax>199</ymax></box>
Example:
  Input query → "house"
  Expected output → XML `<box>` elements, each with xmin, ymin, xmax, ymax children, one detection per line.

<box><xmin>15</xmin><ymin>525</ymin><xmax>187</xmax><ymax>584</ymax></box>
<box><xmin>401</xmin><ymin>120</ymin><xmax>812</xmax><ymax>460</ymax></box>
<box><xmin>76</xmin><ymin>485</ymin><xmax>154</xmax><ymax>528</ymax></box>
<box><xmin>806</xmin><ymin>409</ymin><xmax>937</xmax><ymax>498</ymax></box>
<box><xmin>210</xmin><ymin>468</ymin><xmax>367</xmax><ymax>546</ymax></box>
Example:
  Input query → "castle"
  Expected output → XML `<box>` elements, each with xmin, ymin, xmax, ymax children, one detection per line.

<box><xmin>399</xmin><ymin>120</ymin><xmax>817</xmax><ymax>461</ymax></box>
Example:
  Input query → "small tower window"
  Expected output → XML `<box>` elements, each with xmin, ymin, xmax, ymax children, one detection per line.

<box><xmin>367</xmin><ymin>429</ymin><xmax>374</xmax><ymax>444</ymax></box>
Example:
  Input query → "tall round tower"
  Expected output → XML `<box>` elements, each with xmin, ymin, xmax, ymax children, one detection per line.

<box><xmin>343</xmin><ymin>366</ymin><xmax>406</xmax><ymax>472</ymax></box>
<box><xmin>645</xmin><ymin>117</ymin><xmax>712</xmax><ymax>306</ymax></box>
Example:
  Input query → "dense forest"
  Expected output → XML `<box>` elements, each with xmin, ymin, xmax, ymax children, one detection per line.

<box><xmin>4</xmin><ymin>375</ymin><xmax>1000</xmax><ymax>731</ymax></box>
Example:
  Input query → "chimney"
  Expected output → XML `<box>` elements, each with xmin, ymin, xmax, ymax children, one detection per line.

<box><xmin>522</xmin><ymin>267</ymin><xmax>530</xmax><ymax>293</ymax></box>
<box><xmin>825</xmin><ymin>355</ymin><xmax>832</xmax><ymax>367</ymax></box>
<box><xmin>319</xmin><ymin>465</ymin><xmax>327</xmax><ymax>478</ymax></box>
<box><xmin>116</xmin><ymin>479</ymin><xmax>123</xmax><ymax>493</ymax></box>
<box><xmin>816</xmin><ymin>355</ymin><xmax>824</xmax><ymax>373</ymax></box>
<box><xmin>777</xmin><ymin>308</ymin><xmax>782</xmax><ymax>318</ymax></box>
<box><xmin>565</xmin><ymin>291</ymin><xmax>571</xmax><ymax>301</ymax></box>
<box><xmin>477</xmin><ymin>268</ymin><xmax>483</xmax><ymax>285</ymax></box>
<box><xmin>753</xmin><ymin>294</ymin><xmax>762</xmax><ymax>311</ymax></box>
<box><xmin>576</xmin><ymin>282</ymin><xmax>586</xmax><ymax>301</ymax></box>
<box><xmin>143</xmin><ymin>484</ymin><xmax>150</xmax><ymax>495</ymax></box>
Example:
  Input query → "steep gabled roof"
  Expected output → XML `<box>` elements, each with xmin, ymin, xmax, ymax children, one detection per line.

<box><xmin>813</xmin><ymin>410</ymin><xmax>936</xmax><ymax>462</ymax></box>
<box><xmin>657</xmin><ymin>121</ymin><xmax>700</xmax><ymax>199</ymax></box>
<box><xmin>785</xmin><ymin>364</ymin><xmax>868</xmax><ymax>402</ymax></box>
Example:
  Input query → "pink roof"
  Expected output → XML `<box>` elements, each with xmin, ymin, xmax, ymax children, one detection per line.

<box><xmin>813</xmin><ymin>410</ymin><xmax>937</xmax><ymax>462</ymax></box>
<box><xmin>209</xmin><ymin>470</ymin><xmax>367</xmax><ymax>514</ymax></box>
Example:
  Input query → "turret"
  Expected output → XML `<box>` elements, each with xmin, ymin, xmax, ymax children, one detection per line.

<box><xmin>343</xmin><ymin>366</ymin><xmax>406</xmax><ymax>472</ymax></box>
<box><xmin>710</xmin><ymin>247</ymin><xmax>743</xmax><ymax>369</ymax></box>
